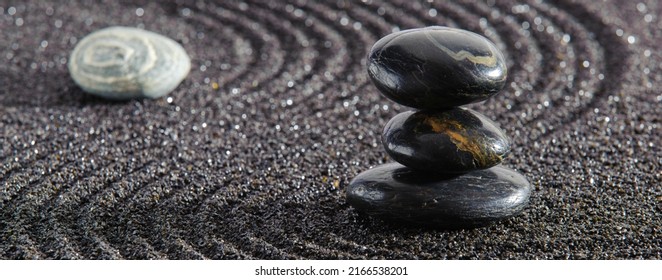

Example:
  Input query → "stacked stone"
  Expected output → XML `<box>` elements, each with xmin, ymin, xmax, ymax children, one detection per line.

<box><xmin>347</xmin><ymin>26</ymin><xmax>531</xmax><ymax>229</ymax></box>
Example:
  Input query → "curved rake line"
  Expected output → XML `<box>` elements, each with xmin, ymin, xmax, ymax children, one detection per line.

<box><xmin>69</xmin><ymin>158</ymin><xmax>163</xmax><ymax>259</ymax></box>
<box><xmin>188</xmin><ymin>3</ymin><xmax>284</xmax><ymax>93</ymax></box>
<box><xmin>482</xmin><ymin>0</ymin><xmax>599</xmax><ymax>128</ymax></box>
<box><xmin>159</xmin><ymin>0</ymin><xmax>334</xmax><ymax>258</ymax></box>
<box><xmin>32</xmin><ymin>141</ymin><xmax>165</xmax><ymax>258</ymax></box>
<box><xmin>523</xmin><ymin>0</ymin><xmax>621</xmax><ymax>142</ymax></box>
<box><xmin>173</xmin><ymin>0</ymin><xmax>370</xmax><ymax>258</ymax></box>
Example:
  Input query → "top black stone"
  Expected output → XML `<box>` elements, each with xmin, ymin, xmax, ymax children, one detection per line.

<box><xmin>368</xmin><ymin>26</ymin><xmax>507</xmax><ymax>109</ymax></box>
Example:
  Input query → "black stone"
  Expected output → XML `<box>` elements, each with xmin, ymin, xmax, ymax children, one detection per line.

<box><xmin>346</xmin><ymin>163</ymin><xmax>531</xmax><ymax>228</ymax></box>
<box><xmin>368</xmin><ymin>26</ymin><xmax>507</xmax><ymax>109</ymax></box>
<box><xmin>383</xmin><ymin>108</ymin><xmax>510</xmax><ymax>173</ymax></box>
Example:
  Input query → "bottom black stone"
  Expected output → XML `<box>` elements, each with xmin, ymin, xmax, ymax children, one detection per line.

<box><xmin>346</xmin><ymin>163</ymin><xmax>531</xmax><ymax>229</ymax></box>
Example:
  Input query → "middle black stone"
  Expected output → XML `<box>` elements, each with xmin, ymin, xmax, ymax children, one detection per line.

<box><xmin>382</xmin><ymin>107</ymin><xmax>510</xmax><ymax>173</ymax></box>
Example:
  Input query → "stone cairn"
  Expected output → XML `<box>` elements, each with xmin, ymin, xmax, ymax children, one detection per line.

<box><xmin>347</xmin><ymin>26</ymin><xmax>531</xmax><ymax>229</ymax></box>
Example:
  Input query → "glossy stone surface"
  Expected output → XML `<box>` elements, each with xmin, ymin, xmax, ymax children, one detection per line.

<box><xmin>346</xmin><ymin>163</ymin><xmax>531</xmax><ymax>228</ymax></box>
<box><xmin>368</xmin><ymin>26</ymin><xmax>507</xmax><ymax>109</ymax></box>
<box><xmin>69</xmin><ymin>26</ymin><xmax>191</xmax><ymax>100</ymax></box>
<box><xmin>383</xmin><ymin>108</ymin><xmax>510</xmax><ymax>173</ymax></box>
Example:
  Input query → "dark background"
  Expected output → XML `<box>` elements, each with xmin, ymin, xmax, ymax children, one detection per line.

<box><xmin>0</xmin><ymin>0</ymin><xmax>659</xmax><ymax>259</ymax></box>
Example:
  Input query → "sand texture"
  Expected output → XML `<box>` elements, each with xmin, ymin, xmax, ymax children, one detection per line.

<box><xmin>0</xmin><ymin>0</ymin><xmax>660</xmax><ymax>259</ymax></box>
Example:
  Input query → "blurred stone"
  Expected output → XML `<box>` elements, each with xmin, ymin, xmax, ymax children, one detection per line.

<box><xmin>68</xmin><ymin>26</ymin><xmax>190</xmax><ymax>99</ymax></box>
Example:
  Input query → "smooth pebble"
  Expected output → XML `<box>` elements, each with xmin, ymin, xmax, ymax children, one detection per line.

<box><xmin>368</xmin><ymin>26</ymin><xmax>507</xmax><ymax>109</ymax></box>
<box><xmin>69</xmin><ymin>26</ymin><xmax>191</xmax><ymax>99</ymax></box>
<box><xmin>382</xmin><ymin>108</ymin><xmax>510</xmax><ymax>173</ymax></box>
<box><xmin>346</xmin><ymin>163</ymin><xmax>531</xmax><ymax>228</ymax></box>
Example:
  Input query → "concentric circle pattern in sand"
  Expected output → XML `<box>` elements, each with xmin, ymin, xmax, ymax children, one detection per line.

<box><xmin>0</xmin><ymin>0</ymin><xmax>660</xmax><ymax>259</ymax></box>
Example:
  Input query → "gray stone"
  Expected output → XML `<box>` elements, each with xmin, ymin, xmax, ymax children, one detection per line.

<box><xmin>68</xmin><ymin>26</ymin><xmax>191</xmax><ymax>99</ymax></box>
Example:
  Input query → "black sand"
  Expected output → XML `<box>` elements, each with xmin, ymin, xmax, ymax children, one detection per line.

<box><xmin>0</xmin><ymin>0</ymin><xmax>660</xmax><ymax>259</ymax></box>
